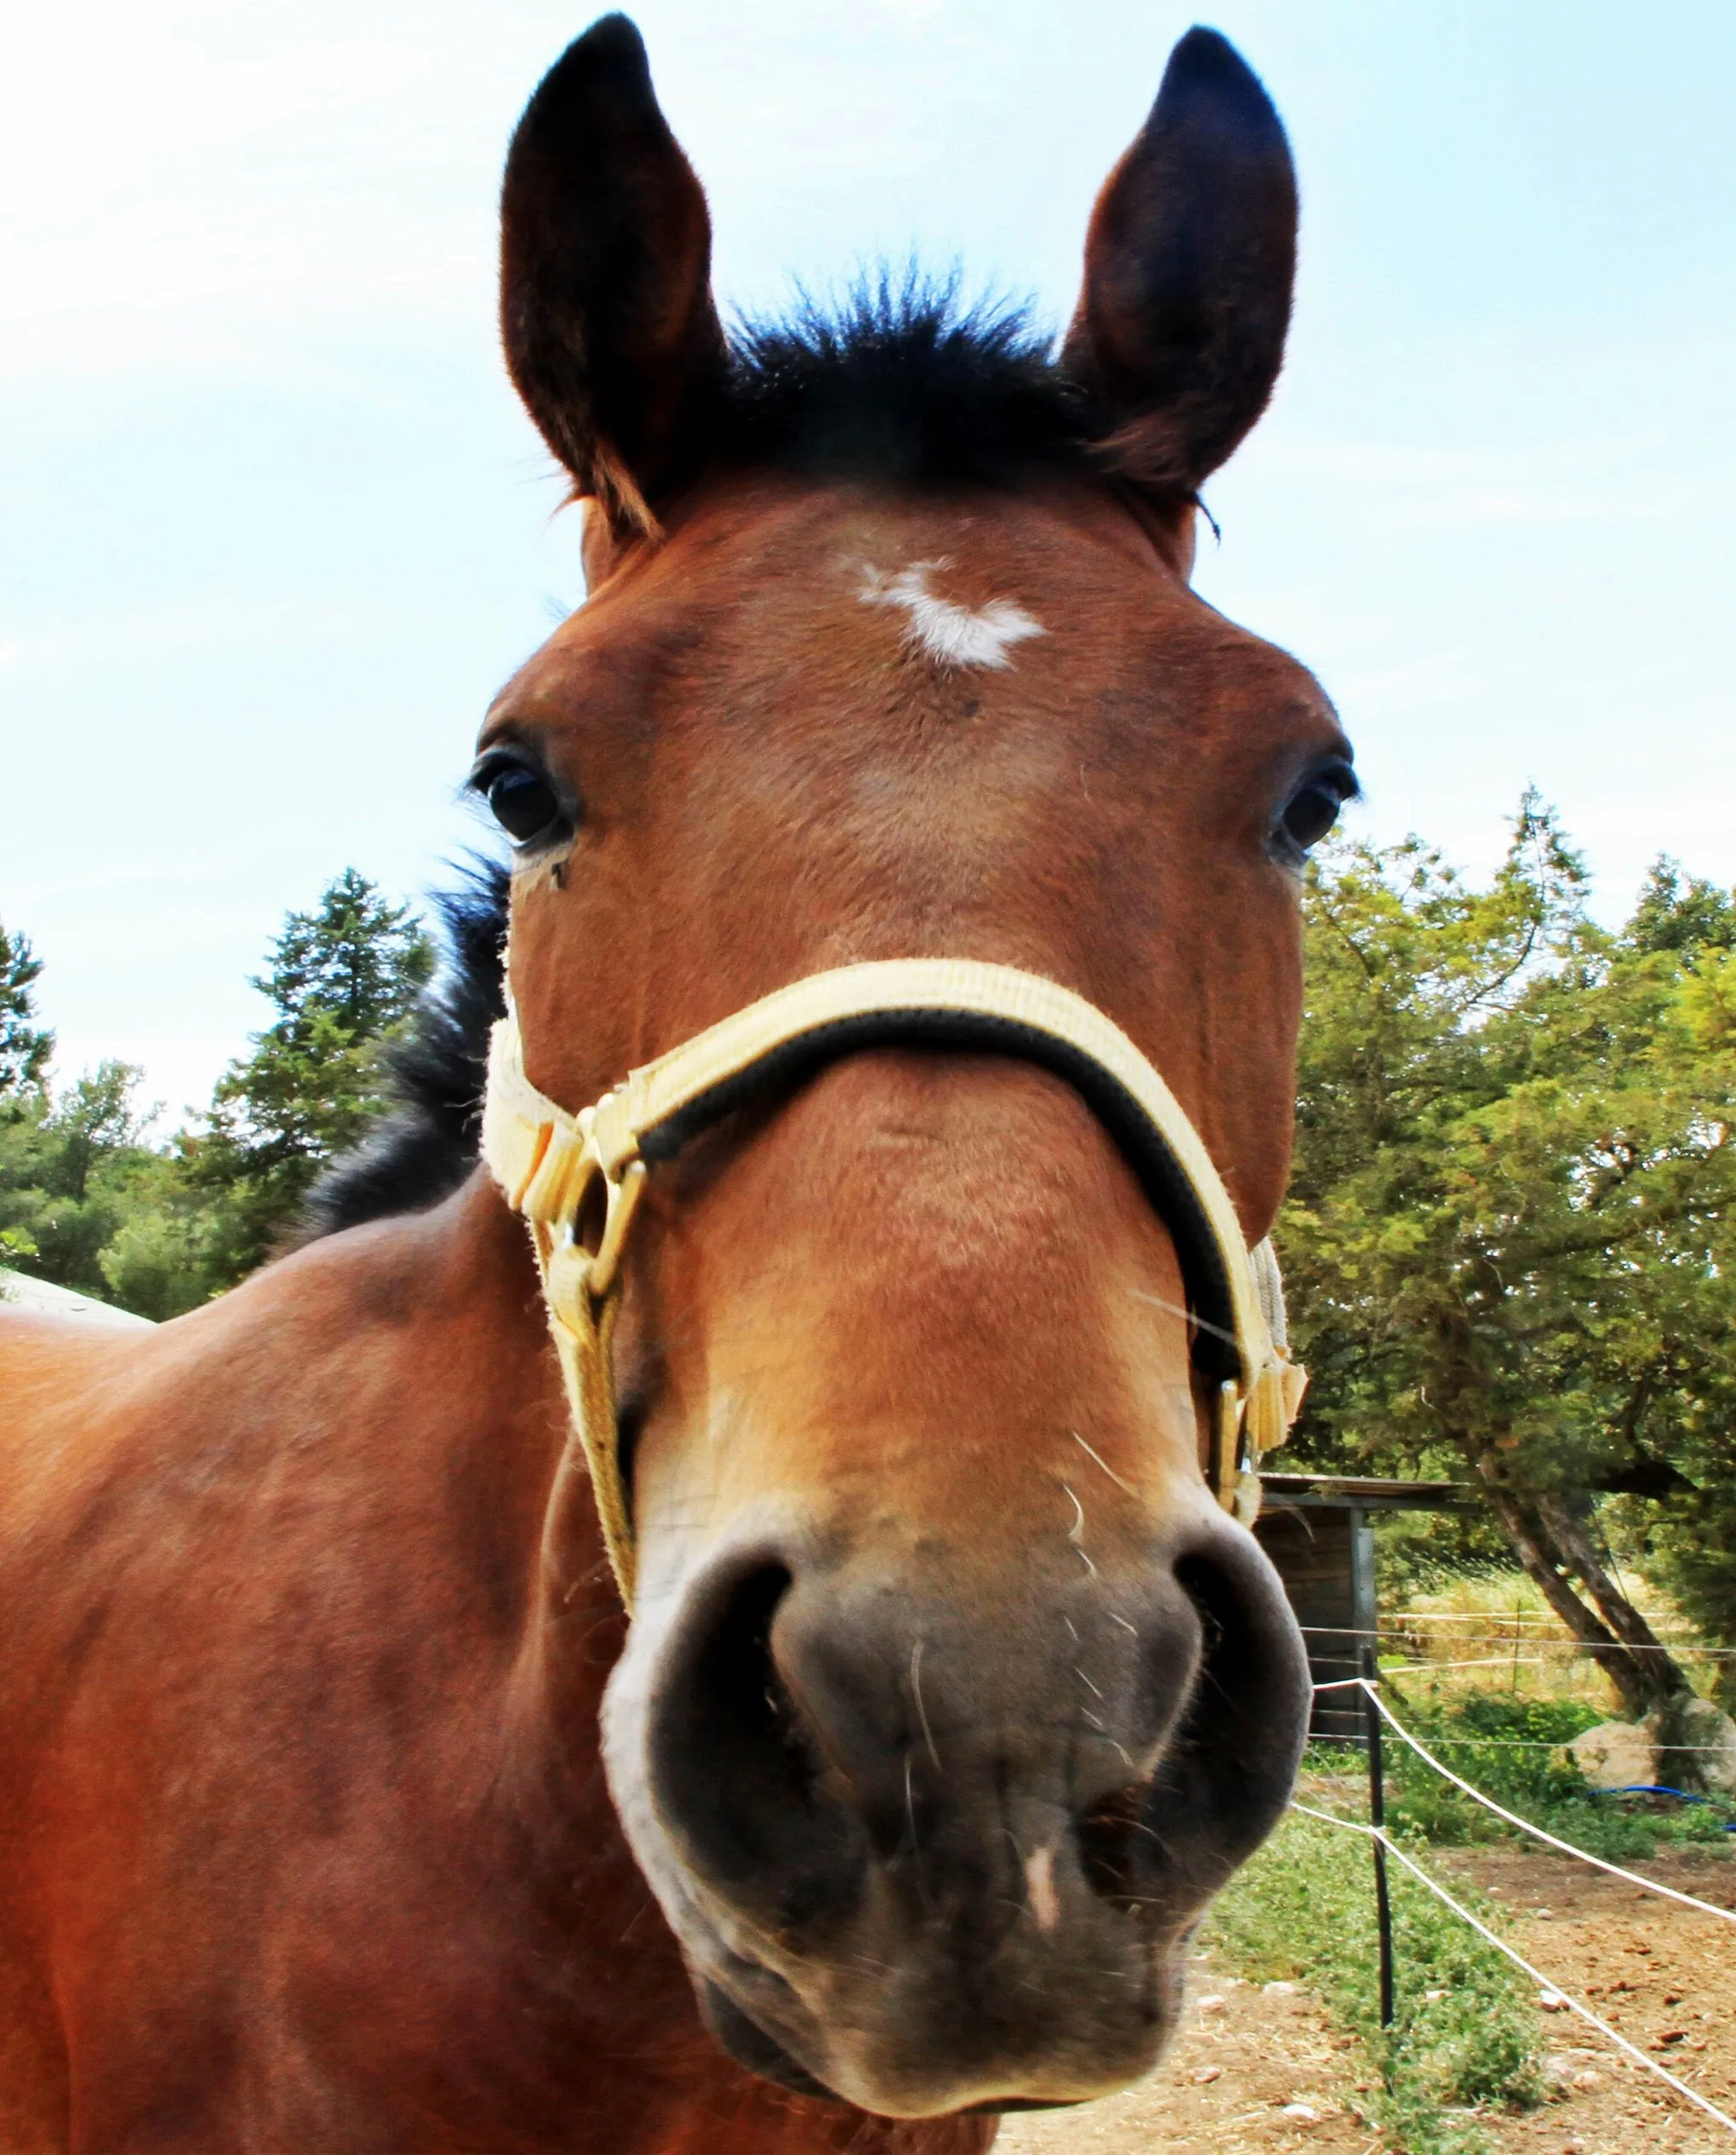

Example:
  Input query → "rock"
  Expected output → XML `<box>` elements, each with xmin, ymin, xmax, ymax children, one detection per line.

<box><xmin>1191</xmin><ymin>2065</ymin><xmax>1223</xmax><ymax>2084</ymax></box>
<box><xmin>1650</xmin><ymin>1692</ymin><xmax>1736</xmax><ymax>1798</ymax></box>
<box><xmin>1568</xmin><ymin>1718</ymin><xmax>1654</xmax><ymax>1791</ymax></box>
<box><xmin>1538</xmin><ymin>1989</ymin><xmax>1568</xmax><ymax>2011</ymax></box>
<box><xmin>1280</xmin><ymin>2101</ymin><xmax>1321</xmax><ymax>2121</ymax></box>
<box><xmin>1262</xmin><ymin>1979</ymin><xmax>1298</xmax><ymax>1995</ymax></box>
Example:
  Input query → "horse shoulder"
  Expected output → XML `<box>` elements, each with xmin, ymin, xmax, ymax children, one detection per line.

<box><xmin>0</xmin><ymin>1188</ymin><xmax>598</xmax><ymax>2145</ymax></box>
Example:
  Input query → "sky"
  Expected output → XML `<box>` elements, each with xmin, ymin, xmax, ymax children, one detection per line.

<box><xmin>3</xmin><ymin>1</ymin><xmax>1733</xmax><ymax>1121</ymax></box>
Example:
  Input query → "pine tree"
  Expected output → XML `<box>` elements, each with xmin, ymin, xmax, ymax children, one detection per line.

<box><xmin>185</xmin><ymin>871</ymin><xmax>434</xmax><ymax>1276</ymax></box>
<box><xmin>0</xmin><ymin>920</ymin><xmax>54</xmax><ymax>1097</ymax></box>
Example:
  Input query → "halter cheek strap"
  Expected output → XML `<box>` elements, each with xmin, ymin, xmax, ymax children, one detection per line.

<box><xmin>481</xmin><ymin>958</ymin><xmax>1308</xmax><ymax>1611</ymax></box>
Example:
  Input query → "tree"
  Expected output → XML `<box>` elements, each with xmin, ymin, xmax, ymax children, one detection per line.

<box><xmin>0</xmin><ymin>920</ymin><xmax>166</xmax><ymax>1294</ymax></box>
<box><xmin>183</xmin><ymin>870</ymin><xmax>433</xmax><ymax>1276</ymax></box>
<box><xmin>1281</xmin><ymin>800</ymin><xmax>1736</xmax><ymax>1726</ymax></box>
<box><xmin>0</xmin><ymin>919</ymin><xmax>54</xmax><ymax>1096</ymax></box>
<box><xmin>0</xmin><ymin>1060</ymin><xmax>182</xmax><ymax>1300</ymax></box>
<box><xmin>0</xmin><ymin>877</ymin><xmax>433</xmax><ymax>1320</ymax></box>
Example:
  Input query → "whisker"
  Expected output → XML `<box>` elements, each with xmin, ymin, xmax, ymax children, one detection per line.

<box><xmin>1061</xmin><ymin>1483</ymin><xmax>1098</xmax><ymax>1576</ymax></box>
<box><xmin>1072</xmin><ymin>1430</ymin><xmax>1134</xmax><ymax>1495</ymax></box>
<box><xmin>1127</xmin><ymin>1285</ymin><xmax>1237</xmax><ymax>1350</ymax></box>
<box><xmin>910</xmin><ymin>1639</ymin><xmax>942</xmax><ymax>1773</ymax></box>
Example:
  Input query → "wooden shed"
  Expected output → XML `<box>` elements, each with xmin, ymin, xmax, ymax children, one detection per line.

<box><xmin>1254</xmin><ymin>1473</ymin><xmax>1472</xmax><ymax>1742</ymax></box>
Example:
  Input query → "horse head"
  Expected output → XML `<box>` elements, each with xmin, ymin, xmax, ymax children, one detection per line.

<box><xmin>480</xmin><ymin>14</ymin><xmax>1350</xmax><ymax>2118</ymax></box>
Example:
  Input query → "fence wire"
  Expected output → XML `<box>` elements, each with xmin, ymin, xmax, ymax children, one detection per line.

<box><xmin>1360</xmin><ymin>1683</ymin><xmax>1736</xmax><ymax>1925</ymax></box>
<box><xmin>1283</xmin><ymin>1674</ymin><xmax>1736</xmax><ymax>2134</ymax></box>
<box><xmin>1289</xmin><ymin>1799</ymin><xmax>1736</xmax><ymax>2136</ymax></box>
<box><xmin>1299</xmin><ymin>1620</ymin><xmax>1736</xmax><ymax>1658</ymax></box>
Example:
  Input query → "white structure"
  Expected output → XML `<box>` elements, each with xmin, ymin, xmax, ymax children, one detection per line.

<box><xmin>0</xmin><ymin>1269</ymin><xmax>155</xmax><ymax>1328</ymax></box>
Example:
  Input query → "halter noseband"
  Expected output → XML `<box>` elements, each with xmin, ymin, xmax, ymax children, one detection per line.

<box><xmin>482</xmin><ymin>959</ymin><xmax>1306</xmax><ymax>1609</ymax></box>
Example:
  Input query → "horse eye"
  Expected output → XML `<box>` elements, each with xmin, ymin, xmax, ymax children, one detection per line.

<box><xmin>1276</xmin><ymin>763</ymin><xmax>1355</xmax><ymax>857</ymax></box>
<box><xmin>473</xmin><ymin>757</ymin><xmax>569</xmax><ymax>848</ymax></box>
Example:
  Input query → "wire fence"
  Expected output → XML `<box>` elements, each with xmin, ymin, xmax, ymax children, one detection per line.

<box><xmin>1299</xmin><ymin>1618</ymin><xmax>1736</xmax><ymax>1659</ymax></box>
<box><xmin>1363</xmin><ymin>1683</ymin><xmax>1736</xmax><ymax>1922</ymax></box>
<box><xmin>1292</xmin><ymin>1675</ymin><xmax>1736</xmax><ymax>2135</ymax></box>
<box><xmin>1309</xmin><ymin>1672</ymin><xmax>1736</xmax><ymax>1751</ymax></box>
<box><xmin>1292</xmin><ymin>1798</ymin><xmax>1736</xmax><ymax>2135</ymax></box>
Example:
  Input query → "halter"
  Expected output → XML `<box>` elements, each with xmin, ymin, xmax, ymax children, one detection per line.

<box><xmin>481</xmin><ymin>959</ymin><xmax>1307</xmax><ymax>1609</ymax></box>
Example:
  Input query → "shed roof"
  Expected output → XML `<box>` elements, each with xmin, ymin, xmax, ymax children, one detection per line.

<box><xmin>1259</xmin><ymin>1472</ymin><xmax>1473</xmax><ymax>1512</ymax></box>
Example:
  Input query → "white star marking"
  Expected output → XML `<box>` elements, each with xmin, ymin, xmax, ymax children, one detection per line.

<box><xmin>859</xmin><ymin>558</ymin><xmax>1046</xmax><ymax>671</ymax></box>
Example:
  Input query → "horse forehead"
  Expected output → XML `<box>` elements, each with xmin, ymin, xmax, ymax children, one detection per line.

<box><xmin>640</xmin><ymin>479</ymin><xmax>1124</xmax><ymax>613</ymax></box>
<box><xmin>675</xmin><ymin>492</ymin><xmax>1309</xmax><ymax>706</ymax></box>
<box><xmin>503</xmin><ymin>484</ymin><xmax>1306</xmax><ymax>729</ymax></box>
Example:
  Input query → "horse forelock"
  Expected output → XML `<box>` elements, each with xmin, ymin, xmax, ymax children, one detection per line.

<box><xmin>716</xmin><ymin>274</ymin><xmax>1121</xmax><ymax>494</ymax></box>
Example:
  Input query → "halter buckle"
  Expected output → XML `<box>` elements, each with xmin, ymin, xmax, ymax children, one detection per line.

<box><xmin>581</xmin><ymin>1146</ymin><xmax>648</xmax><ymax>1300</ymax></box>
<box><xmin>525</xmin><ymin>1103</ymin><xmax>648</xmax><ymax>1333</ymax></box>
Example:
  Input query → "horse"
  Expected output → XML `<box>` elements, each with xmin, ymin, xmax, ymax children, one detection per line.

<box><xmin>0</xmin><ymin>14</ymin><xmax>1356</xmax><ymax>2150</ymax></box>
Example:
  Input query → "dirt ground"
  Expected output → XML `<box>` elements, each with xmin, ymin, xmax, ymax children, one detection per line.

<box><xmin>998</xmin><ymin>1847</ymin><xmax>1736</xmax><ymax>2155</ymax></box>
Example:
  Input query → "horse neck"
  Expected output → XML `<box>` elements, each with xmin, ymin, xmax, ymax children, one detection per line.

<box><xmin>351</xmin><ymin>1171</ymin><xmax>626</xmax><ymax>1814</ymax></box>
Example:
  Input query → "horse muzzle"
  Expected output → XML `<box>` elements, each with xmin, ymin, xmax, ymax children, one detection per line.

<box><xmin>602</xmin><ymin>1510</ymin><xmax>1309</xmax><ymax>2117</ymax></box>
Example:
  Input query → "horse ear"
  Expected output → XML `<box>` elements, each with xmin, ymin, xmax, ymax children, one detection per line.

<box><xmin>500</xmin><ymin>14</ymin><xmax>726</xmax><ymax>534</ymax></box>
<box><xmin>1062</xmin><ymin>26</ymin><xmax>1296</xmax><ymax>497</ymax></box>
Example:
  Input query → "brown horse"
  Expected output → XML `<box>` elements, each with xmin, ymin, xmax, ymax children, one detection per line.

<box><xmin>0</xmin><ymin>15</ymin><xmax>1355</xmax><ymax>2151</ymax></box>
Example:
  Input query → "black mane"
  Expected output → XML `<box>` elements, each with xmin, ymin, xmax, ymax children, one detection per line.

<box><xmin>301</xmin><ymin>860</ymin><xmax>509</xmax><ymax>1239</ymax></box>
<box><xmin>717</xmin><ymin>274</ymin><xmax>1105</xmax><ymax>490</ymax></box>
<box><xmin>303</xmin><ymin>282</ymin><xmax>1130</xmax><ymax>1239</ymax></box>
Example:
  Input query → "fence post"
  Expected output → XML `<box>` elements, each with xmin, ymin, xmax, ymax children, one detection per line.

<box><xmin>1362</xmin><ymin>1643</ymin><xmax>1396</xmax><ymax>2028</ymax></box>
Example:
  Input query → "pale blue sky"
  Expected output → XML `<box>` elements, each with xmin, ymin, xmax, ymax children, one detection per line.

<box><xmin>4</xmin><ymin>2</ymin><xmax>1733</xmax><ymax>1117</ymax></box>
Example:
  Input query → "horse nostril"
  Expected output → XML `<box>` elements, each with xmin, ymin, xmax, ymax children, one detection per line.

<box><xmin>1162</xmin><ymin>1546</ymin><xmax>1310</xmax><ymax>1858</ymax></box>
<box><xmin>1076</xmin><ymin>1781</ymin><xmax>1158</xmax><ymax>1909</ymax></box>
<box><xmin>647</xmin><ymin>1559</ymin><xmax>865</xmax><ymax>1925</ymax></box>
<box><xmin>1076</xmin><ymin>1541</ymin><xmax>1310</xmax><ymax>1914</ymax></box>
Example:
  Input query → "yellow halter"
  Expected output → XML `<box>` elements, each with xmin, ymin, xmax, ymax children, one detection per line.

<box><xmin>482</xmin><ymin>958</ymin><xmax>1306</xmax><ymax>1610</ymax></box>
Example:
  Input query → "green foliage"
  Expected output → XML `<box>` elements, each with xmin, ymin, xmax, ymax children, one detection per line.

<box><xmin>1206</xmin><ymin>1808</ymin><xmax>1542</xmax><ymax>2153</ymax></box>
<box><xmin>1377</xmin><ymin>1689</ymin><xmax>1734</xmax><ymax>1858</ymax></box>
<box><xmin>0</xmin><ymin>918</ymin><xmax>54</xmax><ymax>1097</ymax></box>
<box><xmin>1284</xmin><ymin>803</ymin><xmax>1736</xmax><ymax>1686</ymax></box>
<box><xmin>0</xmin><ymin>871</ymin><xmax>431</xmax><ymax>1317</ymax></box>
<box><xmin>1379</xmin><ymin>1690</ymin><xmax>1608</xmax><ymax>1847</ymax></box>
<box><xmin>180</xmin><ymin>869</ymin><xmax>433</xmax><ymax>1277</ymax></box>
<box><xmin>94</xmin><ymin>1169</ymin><xmax>234</xmax><ymax>1320</ymax></box>
<box><xmin>0</xmin><ymin>1064</ymin><xmax>170</xmax><ymax>1304</ymax></box>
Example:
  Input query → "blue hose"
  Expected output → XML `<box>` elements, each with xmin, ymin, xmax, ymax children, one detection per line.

<box><xmin>1608</xmin><ymin>1783</ymin><xmax>1736</xmax><ymax>1829</ymax></box>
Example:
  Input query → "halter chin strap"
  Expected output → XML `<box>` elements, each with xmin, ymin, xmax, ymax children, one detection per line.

<box><xmin>482</xmin><ymin>958</ymin><xmax>1307</xmax><ymax>1609</ymax></box>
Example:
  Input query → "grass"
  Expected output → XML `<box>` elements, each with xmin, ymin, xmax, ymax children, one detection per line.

<box><xmin>1205</xmin><ymin>1806</ymin><xmax>1544</xmax><ymax>2155</ymax></box>
<box><xmin>1382</xmin><ymin>1570</ymin><xmax>1619</xmax><ymax>1712</ymax></box>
